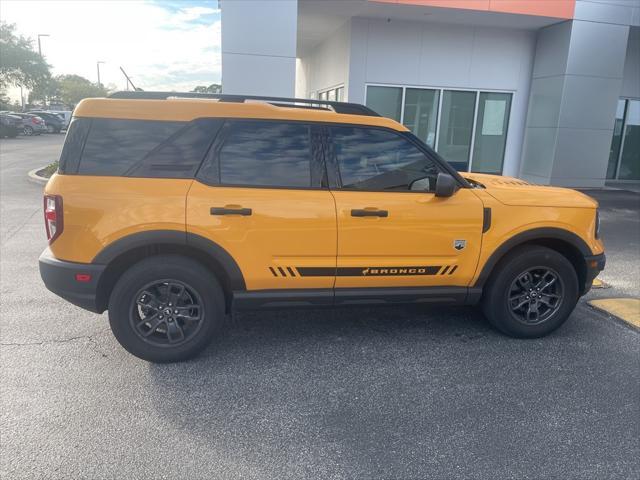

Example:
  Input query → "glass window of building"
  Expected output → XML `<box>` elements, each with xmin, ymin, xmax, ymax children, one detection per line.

<box><xmin>365</xmin><ymin>85</ymin><xmax>514</xmax><ymax>174</ymax></box>
<box><xmin>437</xmin><ymin>90</ymin><xmax>476</xmax><ymax>171</ymax></box>
<box><xmin>618</xmin><ymin>99</ymin><xmax>639</xmax><ymax>180</ymax></box>
<box><xmin>366</xmin><ymin>86</ymin><xmax>402</xmax><ymax>122</ymax></box>
<box><xmin>471</xmin><ymin>92</ymin><xmax>512</xmax><ymax>174</ymax></box>
<box><xmin>607</xmin><ymin>100</ymin><xmax>627</xmax><ymax>179</ymax></box>
<box><xmin>403</xmin><ymin>88</ymin><xmax>439</xmax><ymax>148</ymax></box>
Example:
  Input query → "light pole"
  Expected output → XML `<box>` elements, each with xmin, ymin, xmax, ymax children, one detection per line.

<box><xmin>37</xmin><ymin>34</ymin><xmax>49</xmax><ymax>56</ymax></box>
<box><xmin>96</xmin><ymin>61</ymin><xmax>105</xmax><ymax>88</ymax></box>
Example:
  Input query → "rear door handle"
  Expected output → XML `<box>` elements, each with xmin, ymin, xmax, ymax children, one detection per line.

<box><xmin>351</xmin><ymin>209</ymin><xmax>388</xmax><ymax>217</ymax></box>
<box><xmin>210</xmin><ymin>207</ymin><xmax>252</xmax><ymax>216</ymax></box>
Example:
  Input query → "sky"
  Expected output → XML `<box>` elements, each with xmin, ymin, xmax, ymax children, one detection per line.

<box><xmin>2</xmin><ymin>0</ymin><xmax>221</xmax><ymax>97</ymax></box>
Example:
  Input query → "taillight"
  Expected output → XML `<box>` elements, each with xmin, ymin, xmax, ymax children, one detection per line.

<box><xmin>32</xmin><ymin>117</ymin><xmax>40</xmax><ymax>124</ymax></box>
<box><xmin>44</xmin><ymin>195</ymin><xmax>63</xmax><ymax>243</ymax></box>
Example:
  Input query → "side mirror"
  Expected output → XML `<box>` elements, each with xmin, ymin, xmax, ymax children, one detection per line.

<box><xmin>435</xmin><ymin>173</ymin><xmax>457</xmax><ymax>198</ymax></box>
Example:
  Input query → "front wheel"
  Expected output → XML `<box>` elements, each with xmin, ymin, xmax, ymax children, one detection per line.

<box><xmin>23</xmin><ymin>126</ymin><xmax>33</xmax><ymax>136</ymax></box>
<box><xmin>108</xmin><ymin>255</ymin><xmax>225</xmax><ymax>362</ymax></box>
<box><xmin>481</xmin><ymin>246</ymin><xmax>579</xmax><ymax>338</ymax></box>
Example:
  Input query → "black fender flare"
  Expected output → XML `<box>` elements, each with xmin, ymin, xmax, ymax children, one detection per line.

<box><xmin>474</xmin><ymin>227</ymin><xmax>592</xmax><ymax>288</ymax></box>
<box><xmin>92</xmin><ymin>230</ymin><xmax>246</xmax><ymax>291</ymax></box>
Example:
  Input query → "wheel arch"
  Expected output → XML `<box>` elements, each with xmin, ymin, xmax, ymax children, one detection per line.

<box><xmin>93</xmin><ymin>230</ymin><xmax>245</xmax><ymax>313</ymax></box>
<box><xmin>475</xmin><ymin>227</ymin><xmax>591</xmax><ymax>294</ymax></box>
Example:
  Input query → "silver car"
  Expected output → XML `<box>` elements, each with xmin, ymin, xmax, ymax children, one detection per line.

<box><xmin>9</xmin><ymin>113</ymin><xmax>48</xmax><ymax>136</ymax></box>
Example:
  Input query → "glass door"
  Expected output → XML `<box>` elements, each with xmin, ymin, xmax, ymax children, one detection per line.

<box><xmin>471</xmin><ymin>92</ymin><xmax>512</xmax><ymax>174</ymax></box>
<box><xmin>403</xmin><ymin>88</ymin><xmax>439</xmax><ymax>148</ymax></box>
<box><xmin>437</xmin><ymin>90</ymin><xmax>476</xmax><ymax>172</ymax></box>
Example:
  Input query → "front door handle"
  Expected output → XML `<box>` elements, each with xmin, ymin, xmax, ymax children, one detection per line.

<box><xmin>351</xmin><ymin>208</ymin><xmax>388</xmax><ymax>218</ymax></box>
<box><xmin>210</xmin><ymin>207</ymin><xmax>252</xmax><ymax>216</ymax></box>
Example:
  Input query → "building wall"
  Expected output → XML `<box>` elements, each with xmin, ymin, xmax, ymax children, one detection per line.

<box><xmin>347</xmin><ymin>17</ymin><xmax>536</xmax><ymax>176</ymax></box>
<box><xmin>221</xmin><ymin>0</ymin><xmax>297</xmax><ymax>96</ymax></box>
<box><xmin>520</xmin><ymin>19</ymin><xmax>630</xmax><ymax>187</ymax></box>
<box><xmin>296</xmin><ymin>22</ymin><xmax>351</xmax><ymax>98</ymax></box>
<box><xmin>621</xmin><ymin>26</ymin><xmax>640</xmax><ymax>99</ymax></box>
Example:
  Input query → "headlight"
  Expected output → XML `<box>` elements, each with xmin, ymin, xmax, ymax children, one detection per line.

<box><xmin>595</xmin><ymin>208</ymin><xmax>600</xmax><ymax>239</ymax></box>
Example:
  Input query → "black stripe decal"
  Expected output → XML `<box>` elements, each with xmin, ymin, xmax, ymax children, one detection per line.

<box><xmin>269</xmin><ymin>267</ymin><xmax>278</xmax><ymax>277</ymax></box>
<box><xmin>449</xmin><ymin>265</ymin><xmax>458</xmax><ymax>275</ymax></box>
<box><xmin>296</xmin><ymin>266</ymin><xmax>442</xmax><ymax>277</ymax></box>
<box><xmin>277</xmin><ymin>267</ymin><xmax>287</xmax><ymax>277</ymax></box>
<box><xmin>287</xmin><ymin>267</ymin><xmax>296</xmax><ymax>277</ymax></box>
<box><xmin>441</xmin><ymin>266</ymin><xmax>450</xmax><ymax>275</ymax></box>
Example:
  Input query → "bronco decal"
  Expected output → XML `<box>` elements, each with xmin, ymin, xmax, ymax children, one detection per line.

<box><xmin>269</xmin><ymin>265</ymin><xmax>461</xmax><ymax>277</ymax></box>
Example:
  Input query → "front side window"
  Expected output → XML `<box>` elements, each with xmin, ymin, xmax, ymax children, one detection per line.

<box><xmin>330</xmin><ymin>126</ymin><xmax>439</xmax><ymax>192</ymax></box>
<box><xmin>217</xmin><ymin>121</ymin><xmax>312</xmax><ymax>188</ymax></box>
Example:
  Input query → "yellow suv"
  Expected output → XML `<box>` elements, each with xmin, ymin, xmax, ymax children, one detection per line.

<box><xmin>39</xmin><ymin>92</ymin><xmax>605</xmax><ymax>362</ymax></box>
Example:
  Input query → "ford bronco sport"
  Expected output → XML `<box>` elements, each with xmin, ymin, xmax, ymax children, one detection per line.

<box><xmin>39</xmin><ymin>92</ymin><xmax>605</xmax><ymax>362</ymax></box>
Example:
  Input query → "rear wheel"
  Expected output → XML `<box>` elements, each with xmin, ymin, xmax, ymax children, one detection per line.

<box><xmin>481</xmin><ymin>246</ymin><xmax>579</xmax><ymax>338</ymax></box>
<box><xmin>108</xmin><ymin>255</ymin><xmax>225</xmax><ymax>362</ymax></box>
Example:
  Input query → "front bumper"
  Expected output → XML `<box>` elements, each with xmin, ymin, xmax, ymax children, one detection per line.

<box><xmin>582</xmin><ymin>252</ymin><xmax>606</xmax><ymax>295</ymax></box>
<box><xmin>39</xmin><ymin>248</ymin><xmax>105</xmax><ymax>313</ymax></box>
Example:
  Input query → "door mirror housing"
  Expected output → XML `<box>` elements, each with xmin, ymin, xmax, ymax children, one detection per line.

<box><xmin>435</xmin><ymin>173</ymin><xmax>457</xmax><ymax>198</ymax></box>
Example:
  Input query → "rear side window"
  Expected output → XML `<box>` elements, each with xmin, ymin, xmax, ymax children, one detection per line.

<box><xmin>204</xmin><ymin>121</ymin><xmax>313</xmax><ymax>188</ymax></box>
<box><xmin>79</xmin><ymin>119</ymin><xmax>183</xmax><ymax>176</ymax></box>
<box><xmin>72</xmin><ymin>118</ymin><xmax>221</xmax><ymax>177</ymax></box>
<box><xmin>58</xmin><ymin>118</ymin><xmax>90</xmax><ymax>174</ymax></box>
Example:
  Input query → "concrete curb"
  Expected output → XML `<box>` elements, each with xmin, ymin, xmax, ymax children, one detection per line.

<box><xmin>27</xmin><ymin>166</ymin><xmax>49</xmax><ymax>186</ymax></box>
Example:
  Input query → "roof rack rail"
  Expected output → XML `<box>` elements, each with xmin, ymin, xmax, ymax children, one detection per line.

<box><xmin>107</xmin><ymin>91</ymin><xmax>380</xmax><ymax>117</ymax></box>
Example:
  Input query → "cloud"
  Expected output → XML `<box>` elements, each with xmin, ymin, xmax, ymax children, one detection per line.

<box><xmin>1</xmin><ymin>0</ymin><xmax>221</xmax><ymax>93</ymax></box>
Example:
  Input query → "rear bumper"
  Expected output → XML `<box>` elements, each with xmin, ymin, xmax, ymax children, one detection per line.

<box><xmin>582</xmin><ymin>252</ymin><xmax>606</xmax><ymax>295</ymax></box>
<box><xmin>39</xmin><ymin>248</ymin><xmax>105</xmax><ymax>313</ymax></box>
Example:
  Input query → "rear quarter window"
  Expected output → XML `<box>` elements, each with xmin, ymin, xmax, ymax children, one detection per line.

<box><xmin>71</xmin><ymin>118</ymin><xmax>222</xmax><ymax>178</ymax></box>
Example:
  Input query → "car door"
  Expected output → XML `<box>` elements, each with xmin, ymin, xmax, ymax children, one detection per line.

<box><xmin>187</xmin><ymin>119</ymin><xmax>337</xmax><ymax>293</ymax></box>
<box><xmin>326</xmin><ymin>125</ymin><xmax>484</xmax><ymax>290</ymax></box>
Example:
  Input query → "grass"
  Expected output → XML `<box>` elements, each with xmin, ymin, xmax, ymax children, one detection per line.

<box><xmin>38</xmin><ymin>160</ymin><xmax>59</xmax><ymax>179</ymax></box>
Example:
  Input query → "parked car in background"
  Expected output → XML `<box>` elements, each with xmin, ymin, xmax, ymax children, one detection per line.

<box><xmin>27</xmin><ymin>111</ymin><xmax>65</xmax><ymax>133</ymax></box>
<box><xmin>49</xmin><ymin>110</ymin><xmax>72</xmax><ymax>128</ymax></box>
<box><xmin>0</xmin><ymin>113</ymin><xmax>22</xmax><ymax>138</ymax></box>
<box><xmin>9</xmin><ymin>113</ymin><xmax>47</xmax><ymax>136</ymax></box>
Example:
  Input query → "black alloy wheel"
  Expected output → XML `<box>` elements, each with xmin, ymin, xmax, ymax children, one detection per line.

<box><xmin>131</xmin><ymin>280</ymin><xmax>204</xmax><ymax>347</ymax></box>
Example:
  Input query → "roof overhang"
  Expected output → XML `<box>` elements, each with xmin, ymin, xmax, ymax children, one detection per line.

<box><xmin>298</xmin><ymin>0</ymin><xmax>571</xmax><ymax>55</ymax></box>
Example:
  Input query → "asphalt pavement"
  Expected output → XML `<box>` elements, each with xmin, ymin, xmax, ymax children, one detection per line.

<box><xmin>1</xmin><ymin>135</ymin><xmax>638</xmax><ymax>479</ymax></box>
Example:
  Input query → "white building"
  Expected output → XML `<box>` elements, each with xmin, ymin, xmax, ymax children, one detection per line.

<box><xmin>221</xmin><ymin>0</ymin><xmax>640</xmax><ymax>187</ymax></box>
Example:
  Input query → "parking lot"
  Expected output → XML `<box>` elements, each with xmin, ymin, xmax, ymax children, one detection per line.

<box><xmin>1</xmin><ymin>135</ymin><xmax>638</xmax><ymax>479</ymax></box>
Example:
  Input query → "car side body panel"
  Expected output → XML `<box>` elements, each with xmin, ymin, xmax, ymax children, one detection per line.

<box><xmin>45</xmin><ymin>174</ymin><xmax>191</xmax><ymax>263</ymax></box>
<box><xmin>186</xmin><ymin>181</ymin><xmax>338</xmax><ymax>290</ymax></box>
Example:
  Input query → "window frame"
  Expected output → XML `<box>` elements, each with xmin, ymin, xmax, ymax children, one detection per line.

<box><xmin>195</xmin><ymin>118</ymin><xmax>328</xmax><ymax>191</ymax></box>
<box><xmin>324</xmin><ymin>124</ymin><xmax>461</xmax><ymax>193</ymax></box>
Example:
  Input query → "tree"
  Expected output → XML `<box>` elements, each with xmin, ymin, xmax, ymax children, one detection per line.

<box><xmin>34</xmin><ymin>74</ymin><xmax>108</xmax><ymax>107</ymax></box>
<box><xmin>192</xmin><ymin>83</ymin><xmax>221</xmax><ymax>94</ymax></box>
<box><xmin>0</xmin><ymin>22</ymin><xmax>50</xmax><ymax>90</ymax></box>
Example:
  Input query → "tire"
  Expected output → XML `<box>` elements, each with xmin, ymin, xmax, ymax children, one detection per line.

<box><xmin>108</xmin><ymin>255</ymin><xmax>225</xmax><ymax>362</ymax></box>
<box><xmin>23</xmin><ymin>126</ymin><xmax>33</xmax><ymax>136</ymax></box>
<box><xmin>481</xmin><ymin>245</ymin><xmax>579</xmax><ymax>338</ymax></box>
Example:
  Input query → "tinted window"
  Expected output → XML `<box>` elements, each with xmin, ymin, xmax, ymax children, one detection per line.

<box><xmin>79</xmin><ymin>119</ymin><xmax>184</xmax><ymax>176</ymax></box>
<box><xmin>217</xmin><ymin>121</ymin><xmax>311</xmax><ymax>187</ymax></box>
<box><xmin>58</xmin><ymin>118</ymin><xmax>90</xmax><ymax>174</ymax></box>
<box><xmin>127</xmin><ymin>118</ymin><xmax>221</xmax><ymax>177</ymax></box>
<box><xmin>330</xmin><ymin>127</ymin><xmax>439</xmax><ymax>191</ymax></box>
